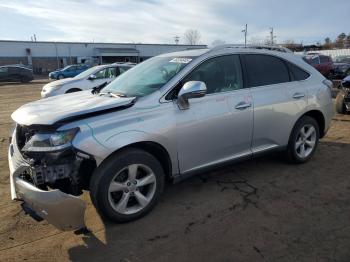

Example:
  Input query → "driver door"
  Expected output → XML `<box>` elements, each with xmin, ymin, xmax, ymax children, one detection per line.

<box><xmin>175</xmin><ymin>55</ymin><xmax>253</xmax><ymax>174</ymax></box>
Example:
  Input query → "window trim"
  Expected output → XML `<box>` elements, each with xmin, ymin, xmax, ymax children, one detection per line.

<box><xmin>163</xmin><ymin>53</ymin><xmax>246</xmax><ymax>101</ymax></box>
<box><xmin>241</xmin><ymin>53</ymin><xmax>291</xmax><ymax>88</ymax></box>
<box><xmin>241</xmin><ymin>53</ymin><xmax>311</xmax><ymax>88</ymax></box>
<box><xmin>287</xmin><ymin>61</ymin><xmax>311</xmax><ymax>82</ymax></box>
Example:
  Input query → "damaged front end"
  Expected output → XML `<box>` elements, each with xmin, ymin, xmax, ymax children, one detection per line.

<box><xmin>9</xmin><ymin>124</ymin><xmax>95</xmax><ymax>231</ymax></box>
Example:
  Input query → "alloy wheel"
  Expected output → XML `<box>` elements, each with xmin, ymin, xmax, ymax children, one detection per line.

<box><xmin>108</xmin><ymin>164</ymin><xmax>157</xmax><ymax>215</ymax></box>
<box><xmin>295</xmin><ymin>124</ymin><xmax>317</xmax><ymax>159</ymax></box>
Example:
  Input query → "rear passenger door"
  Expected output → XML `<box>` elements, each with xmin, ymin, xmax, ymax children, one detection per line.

<box><xmin>243</xmin><ymin>54</ymin><xmax>308</xmax><ymax>153</ymax></box>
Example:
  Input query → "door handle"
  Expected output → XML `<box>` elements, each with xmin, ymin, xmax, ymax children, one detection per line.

<box><xmin>235</xmin><ymin>101</ymin><xmax>252</xmax><ymax>110</ymax></box>
<box><xmin>292</xmin><ymin>92</ymin><xmax>305</xmax><ymax>99</ymax></box>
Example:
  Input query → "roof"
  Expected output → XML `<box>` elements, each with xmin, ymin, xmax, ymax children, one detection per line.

<box><xmin>159</xmin><ymin>48</ymin><xmax>209</xmax><ymax>57</ymax></box>
<box><xmin>211</xmin><ymin>44</ymin><xmax>293</xmax><ymax>53</ymax></box>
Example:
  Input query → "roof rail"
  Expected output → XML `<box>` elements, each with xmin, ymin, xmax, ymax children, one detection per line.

<box><xmin>211</xmin><ymin>44</ymin><xmax>293</xmax><ymax>53</ymax></box>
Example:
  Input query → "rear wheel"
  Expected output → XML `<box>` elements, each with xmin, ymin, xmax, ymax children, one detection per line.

<box><xmin>286</xmin><ymin>116</ymin><xmax>320</xmax><ymax>164</ymax></box>
<box><xmin>89</xmin><ymin>148</ymin><xmax>164</xmax><ymax>223</ymax></box>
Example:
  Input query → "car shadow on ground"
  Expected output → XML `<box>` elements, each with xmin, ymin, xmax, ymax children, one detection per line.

<box><xmin>67</xmin><ymin>141</ymin><xmax>350</xmax><ymax>262</ymax></box>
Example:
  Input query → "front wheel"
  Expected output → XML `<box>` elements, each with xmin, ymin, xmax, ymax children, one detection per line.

<box><xmin>57</xmin><ymin>74</ymin><xmax>64</xmax><ymax>80</ymax></box>
<box><xmin>89</xmin><ymin>148</ymin><xmax>164</xmax><ymax>223</ymax></box>
<box><xmin>286</xmin><ymin>116</ymin><xmax>320</xmax><ymax>164</ymax></box>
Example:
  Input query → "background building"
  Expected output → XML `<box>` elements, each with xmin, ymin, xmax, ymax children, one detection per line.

<box><xmin>0</xmin><ymin>40</ymin><xmax>206</xmax><ymax>74</ymax></box>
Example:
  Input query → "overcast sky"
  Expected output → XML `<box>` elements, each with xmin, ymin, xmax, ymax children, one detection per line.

<box><xmin>0</xmin><ymin>0</ymin><xmax>349</xmax><ymax>45</ymax></box>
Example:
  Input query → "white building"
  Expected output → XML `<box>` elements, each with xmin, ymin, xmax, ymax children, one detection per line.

<box><xmin>0</xmin><ymin>40</ymin><xmax>206</xmax><ymax>73</ymax></box>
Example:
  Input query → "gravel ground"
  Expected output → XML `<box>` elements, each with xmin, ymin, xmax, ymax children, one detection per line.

<box><xmin>0</xmin><ymin>80</ymin><xmax>349</xmax><ymax>262</ymax></box>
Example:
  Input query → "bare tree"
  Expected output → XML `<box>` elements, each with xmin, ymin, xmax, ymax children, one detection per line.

<box><xmin>184</xmin><ymin>29</ymin><xmax>201</xmax><ymax>45</ymax></box>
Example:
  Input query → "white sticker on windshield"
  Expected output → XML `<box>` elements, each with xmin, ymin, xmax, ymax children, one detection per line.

<box><xmin>169</xmin><ymin>58</ymin><xmax>192</xmax><ymax>64</ymax></box>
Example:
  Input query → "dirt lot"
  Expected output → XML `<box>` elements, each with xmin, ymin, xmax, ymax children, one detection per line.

<box><xmin>0</xmin><ymin>80</ymin><xmax>350</xmax><ymax>262</ymax></box>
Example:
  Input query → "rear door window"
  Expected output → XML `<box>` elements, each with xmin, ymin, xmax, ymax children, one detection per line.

<box><xmin>288</xmin><ymin>63</ymin><xmax>310</xmax><ymax>81</ymax></box>
<box><xmin>244</xmin><ymin>54</ymin><xmax>290</xmax><ymax>87</ymax></box>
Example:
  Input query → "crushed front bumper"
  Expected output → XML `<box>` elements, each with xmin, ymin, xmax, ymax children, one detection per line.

<box><xmin>8</xmin><ymin>134</ymin><xmax>86</xmax><ymax>231</ymax></box>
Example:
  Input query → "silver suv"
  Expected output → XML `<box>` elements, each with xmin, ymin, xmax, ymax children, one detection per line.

<box><xmin>8</xmin><ymin>45</ymin><xmax>333</xmax><ymax>231</ymax></box>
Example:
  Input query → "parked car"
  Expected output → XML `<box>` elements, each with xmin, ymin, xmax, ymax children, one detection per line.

<box><xmin>9</xmin><ymin>45</ymin><xmax>333</xmax><ymax>231</ymax></box>
<box><xmin>41</xmin><ymin>63</ymin><xmax>134</xmax><ymax>98</ymax></box>
<box><xmin>330</xmin><ymin>56</ymin><xmax>350</xmax><ymax>80</ymax></box>
<box><xmin>0</xmin><ymin>65</ymin><xmax>33</xmax><ymax>83</ymax></box>
<box><xmin>49</xmin><ymin>64</ymin><xmax>90</xmax><ymax>80</ymax></box>
<box><xmin>335</xmin><ymin>75</ymin><xmax>350</xmax><ymax>114</ymax></box>
<box><xmin>303</xmin><ymin>54</ymin><xmax>334</xmax><ymax>78</ymax></box>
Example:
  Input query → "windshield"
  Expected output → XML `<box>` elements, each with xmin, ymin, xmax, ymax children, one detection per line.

<box><xmin>102</xmin><ymin>56</ymin><xmax>194</xmax><ymax>97</ymax></box>
<box><xmin>74</xmin><ymin>66</ymin><xmax>99</xmax><ymax>79</ymax></box>
<box><xmin>62</xmin><ymin>65</ymin><xmax>73</xmax><ymax>71</ymax></box>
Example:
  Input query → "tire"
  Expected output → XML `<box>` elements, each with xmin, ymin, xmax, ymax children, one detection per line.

<box><xmin>66</xmin><ymin>88</ymin><xmax>81</xmax><ymax>93</ymax></box>
<box><xmin>89</xmin><ymin>148</ymin><xmax>165</xmax><ymax>223</ymax></box>
<box><xmin>285</xmin><ymin>116</ymin><xmax>320</xmax><ymax>164</ymax></box>
<box><xmin>57</xmin><ymin>74</ymin><xmax>64</xmax><ymax>80</ymax></box>
<box><xmin>20</xmin><ymin>76</ymin><xmax>29</xmax><ymax>83</ymax></box>
<box><xmin>335</xmin><ymin>91</ymin><xmax>346</xmax><ymax>114</ymax></box>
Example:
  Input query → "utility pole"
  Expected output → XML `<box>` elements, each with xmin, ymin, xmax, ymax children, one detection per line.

<box><xmin>242</xmin><ymin>24</ymin><xmax>247</xmax><ymax>46</ymax></box>
<box><xmin>270</xmin><ymin>27</ymin><xmax>276</xmax><ymax>46</ymax></box>
<box><xmin>174</xmin><ymin>36</ymin><xmax>180</xmax><ymax>45</ymax></box>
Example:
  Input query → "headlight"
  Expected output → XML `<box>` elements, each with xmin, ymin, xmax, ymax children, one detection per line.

<box><xmin>22</xmin><ymin>128</ymin><xmax>79</xmax><ymax>152</ymax></box>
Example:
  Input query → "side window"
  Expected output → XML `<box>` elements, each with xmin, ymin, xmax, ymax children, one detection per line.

<box><xmin>288</xmin><ymin>63</ymin><xmax>310</xmax><ymax>81</ymax></box>
<box><xmin>119</xmin><ymin>66</ymin><xmax>131</xmax><ymax>74</ymax></box>
<box><xmin>0</xmin><ymin>67</ymin><xmax>8</xmax><ymax>73</ymax></box>
<box><xmin>183</xmin><ymin>55</ymin><xmax>243</xmax><ymax>94</ymax></box>
<box><xmin>106</xmin><ymin>67</ymin><xmax>117</xmax><ymax>78</ymax></box>
<box><xmin>95</xmin><ymin>68</ymin><xmax>108</xmax><ymax>79</ymax></box>
<box><xmin>244</xmin><ymin>54</ymin><xmax>290</xmax><ymax>87</ymax></box>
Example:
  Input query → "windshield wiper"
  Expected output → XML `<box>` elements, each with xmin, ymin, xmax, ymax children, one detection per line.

<box><xmin>98</xmin><ymin>91</ymin><xmax>127</xmax><ymax>98</ymax></box>
<box><xmin>91</xmin><ymin>82</ymin><xmax>108</xmax><ymax>94</ymax></box>
<box><xmin>110</xmin><ymin>92</ymin><xmax>127</xmax><ymax>98</ymax></box>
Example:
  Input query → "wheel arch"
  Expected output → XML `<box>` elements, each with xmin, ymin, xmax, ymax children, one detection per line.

<box><xmin>66</xmin><ymin>88</ymin><xmax>82</xmax><ymax>93</ymax></box>
<box><xmin>299</xmin><ymin>110</ymin><xmax>326</xmax><ymax>138</ymax></box>
<box><xmin>103</xmin><ymin>141</ymin><xmax>173</xmax><ymax>181</ymax></box>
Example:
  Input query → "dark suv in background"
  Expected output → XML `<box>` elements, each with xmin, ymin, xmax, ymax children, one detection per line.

<box><xmin>331</xmin><ymin>56</ymin><xmax>350</xmax><ymax>80</ymax></box>
<box><xmin>0</xmin><ymin>65</ymin><xmax>34</xmax><ymax>83</ymax></box>
<box><xmin>303</xmin><ymin>53</ymin><xmax>334</xmax><ymax>78</ymax></box>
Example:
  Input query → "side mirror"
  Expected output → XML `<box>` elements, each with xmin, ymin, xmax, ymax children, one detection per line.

<box><xmin>177</xmin><ymin>81</ymin><xmax>206</xmax><ymax>110</ymax></box>
<box><xmin>88</xmin><ymin>74</ymin><xmax>97</xmax><ymax>80</ymax></box>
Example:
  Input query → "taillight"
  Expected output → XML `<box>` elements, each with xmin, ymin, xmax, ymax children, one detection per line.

<box><xmin>322</xmin><ymin>79</ymin><xmax>333</xmax><ymax>89</ymax></box>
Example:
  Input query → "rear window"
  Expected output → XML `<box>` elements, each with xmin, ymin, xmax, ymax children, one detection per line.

<box><xmin>244</xmin><ymin>54</ymin><xmax>290</xmax><ymax>87</ymax></box>
<box><xmin>320</xmin><ymin>56</ymin><xmax>331</xmax><ymax>63</ymax></box>
<box><xmin>288</xmin><ymin>63</ymin><xmax>310</xmax><ymax>81</ymax></box>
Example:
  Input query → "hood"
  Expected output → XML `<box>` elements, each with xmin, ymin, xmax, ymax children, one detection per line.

<box><xmin>12</xmin><ymin>90</ymin><xmax>135</xmax><ymax>126</ymax></box>
<box><xmin>47</xmin><ymin>77</ymin><xmax>80</xmax><ymax>87</ymax></box>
